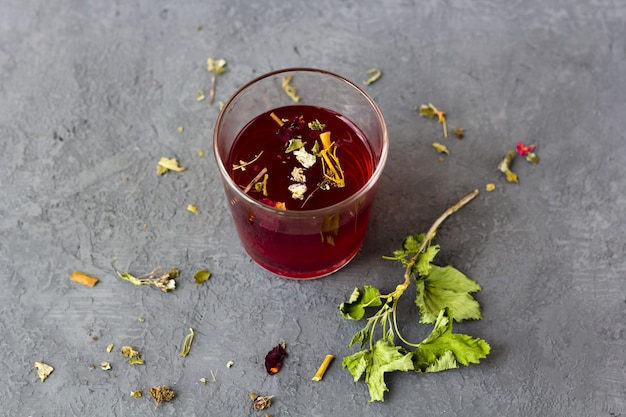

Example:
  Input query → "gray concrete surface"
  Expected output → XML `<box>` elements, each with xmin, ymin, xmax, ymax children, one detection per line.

<box><xmin>1</xmin><ymin>0</ymin><xmax>625</xmax><ymax>415</ymax></box>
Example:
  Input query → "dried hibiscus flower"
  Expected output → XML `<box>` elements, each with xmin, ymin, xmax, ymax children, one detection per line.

<box><xmin>265</xmin><ymin>342</ymin><xmax>287</xmax><ymax>375</ymax></box>
<box><xmin>276</xmin><ymin>115</ymin><xmax>305</xmax><ymax>142</ymax></box>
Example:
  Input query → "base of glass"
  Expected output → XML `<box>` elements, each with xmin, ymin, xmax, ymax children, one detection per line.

<box><xmin>246</xmin><ymin>246</ymin><xmax>361</xmax><ymax>280</ymax></box>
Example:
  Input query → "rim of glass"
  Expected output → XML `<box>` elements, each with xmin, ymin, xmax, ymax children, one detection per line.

<box><xmin>213</xmin><ymin>67</ymin><xmax>389</xmax><ymax>218</ymax></box>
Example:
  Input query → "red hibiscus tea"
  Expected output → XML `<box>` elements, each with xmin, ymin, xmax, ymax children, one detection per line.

<box><xmin>214</xmin><ymin>69</ymin><xmax>388</xmax><ymax>279</ymax></box>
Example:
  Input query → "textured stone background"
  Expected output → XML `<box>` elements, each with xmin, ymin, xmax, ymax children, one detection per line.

<box><xmin>1</xmin><ymin>0</ymin><xmax>625</xmax><ymax>416</ymax></box>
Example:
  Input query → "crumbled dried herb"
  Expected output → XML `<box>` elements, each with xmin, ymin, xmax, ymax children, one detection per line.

<box><xmin>454</xmin><ymin>127</ymin><xmax>465</xmax><ymax>139</ymax></box>
<box><xmin>130</xmin><ymin>390</ymin><xmax>142</xmax><ymax>398</ymax></box>
<box><xmin>363</xmin><ymin>68</ymin><xmax>382</xmax><ymax>85</ymax></box>
<box><xmin>207</xmin><ymin>57</ymin><xmax>227</xmax><ymax>105</ymax></box>
<box><xmin>498</xmin><ymin>150</ymin><xmax>519</xmax><ymax>183</ymax></box>
<box><xmin>265</xmin><ymin>342</ymin><xmax>287</xmax><ymax>375</ymax></box>
<box><xmin>318</xmin><ymin>131</ymin><xmax>345</xmax><ymax>188</ymax></box>
<box><xmin>250</xmin><ymin>393</ymin><xmax>274</xmax><ymax>410</ymax></box>
<box><xmin>197</xmin><ymin>90</ymin><xmax>206</xmax><ymax>101</ymax></box>
<box><xmin>418</xmin><ymin>103</ymin><xmax>448</xmax><ymax>138</ymax></box>
<box><xmin>432</xmin><ymin>142</ymin><xmax>449</xmax><ymax>154</ymax></box>
<box><xmin>187</xmin><ymin>204</ymin><xmax>199</xmax><ymax>214</ymax></box>
<box><xmin>485</xmin><ymin>183</ymin><xmax>496</xmax><ymax>192</ymax></box>
<box><xmin>516</xmin><ymin>141</ymin><xmax>540</xmax><ymax>164</ymax></box>
<box><xmin>33</xmin><ymin>361</ymin><xmax>54</xmax><ymax>382</ymax></box>
<box><xmin>121</xmin><ymin>346</ymin><xmax>145</xmax><ymax>365</ymax></box>
<box><xmin>149</xmin><ymin>385</ymin><xmax>175</xmax><ymax>410</ymax></box>
<box><xmin>106</xmin><ymin>344</ymin><xmax>114</xmax><ymax>353</ymax></box>
<box><xmin>157</xmin><ymin>157</ymin><xmax>186</xmax><ymax>175</ymax></box>
<box><xmin>194</xmin><ymin>269</ymin><xmax>211</xmax><ymax>284</ymax></box>
<box><xmin>226</xmin><ymin>360</ymin><xmax>235</xmax><ymax>368</ymax></box>
<box><xmin>115</xmin><ymin>267</ymin><xmax>178</xmax><ymax>292</ymax></box>
<box><xmin>178</xmin><ymin>327</ymin><xmax>195</xmax><ymax>357</ymax></box>
<box><xmin>100</xmin><ymin>362</ymin><xmax>111</xmax><ymax>370</ymax></box>
<box><xmin>282</xmin><ymin>75</ymin><xmax>300</xmax><ymax>102</ymax></box>
<box><xmin>177</xmin><ymin>126</ymin><xmax>184</xmax><ymax>133</ymax></box>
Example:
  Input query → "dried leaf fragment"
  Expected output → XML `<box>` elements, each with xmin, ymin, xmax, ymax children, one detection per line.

<box><xmin>157</xmin><ymin>157</ymin><xmax>186</xmax><ymax>175</ymax></box>
<box><xmin>130</xmin><ymin>390</ymin><xmax>142</xmax><ymax>397</ymax></box>
<box><xmin>34</xmin><ymin>361</ymin><xmax>54</xmax><ymax>382</ymax></box>
<box><xmin>250</xmin><ymin>393</ymin><xmax>274</xmax><ymax>410</ymax></box>
<box><xmin>106</xmin><ymin>344</ymin><xmax>114</xmax><ymax>353</ymax></box>
<box><xmin>418</xmin><ymin>103</ymin><xmax>448</xmax><ymax>138</ymax></box>
<box><xmin>498</xmin><ymin>150</ymin><xmax>519</xmax><ymax>183</ymax></box>
<box><xmin>196</xmin><ymin>90</ymin><xmax>206</xmax><ymax>101</ymax></box>
<box><xmin>485</xmin><ymin>183</ymin><xmax>496</xmax><ymax>192</ymax></box>
<box><xmin>226</xmin><ymin>360</ymin><xmax>235</xmax><ymax>368</ymax></box>
<box><xmin>193</xmin><ymin>269</ymin><xmax>211</xmax><ymax>284</ymax></box>
<box><xmin>100</xmin><ymin>362</ymin><xmax>111</xmax><ymax>370</ymax></box>
<box><xmin>432</xmin><ymin>142</ymin><xmax>449</xmax><ymax>154</ymax></box>
<box><xmin>187</xmin><ymin>204</ymin><xmax>199</xmax><ymax>214</ymax></box>
<box><xmin>207</xmin><ymin>57</ymin><xmax>227</xmax><ymax>105</ymax></box>
<box><xmin>178</xmin><ymin>327</ymin><xmax>195</xmax><ymax>357</ymax></box>
<box><xmin>282</xmin><ymin>75</ymin><xmax>300</xmax><ymax>102</ymax></box>
<box><xmin>454</xmin><ymin>127</ymin><xmax>465</xmax><ymax>139</ymax></box>
<box><xmin>121</xmin><ymin>346</ymin><xmax>145</xmax><ymax>365</ymax></box>
<box><xmin>115</xmin><ymin>267</ymin><xmax>178</xmax><ymax>292</ymax></box>
<box><xmin>363</xmin><ymin>68</ymin><xmax>382</xmax><ymax>85</ymax></box>
<box><xmin>149</xmin><ymin>385</ymin><xmax>175</xmax><ymax>410</ymax></box>
<box><xmin>70</xmin><ymin>271</ymin><xmax>99</xmax><ymax>287</ymax></box>
<box><xmin>312</xmin><ymin>354</ymin><xmax>335</xmax><ymax>381</ymax></box>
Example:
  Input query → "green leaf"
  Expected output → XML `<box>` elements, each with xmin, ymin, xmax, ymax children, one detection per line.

<box><xmin>415</xmin><ymin>264</ymin><xmax>483</xmax><ymax>323</ymax></box>
<box><xmin>416</xmin><ymin>244</ymin><xmax>440</xmax><ymax>276</ymax></box>
<box><xmin>413</xmin><ymin>308</ymin><xmax>490</xmax><ymax>373</ymax></box>
<box><xmin>348</xmin><ymin>327</ymin><xmax>371</xmax><ymax>348</ymax></box>
<box><xmin>402</xmin><ymin>233</ymin><xmax>425</xmax><ymax>254</ymax></box>
<box><xmin>343</xmin><ymin>339</ymin><xmax>414</xmax><ymax>402</ymax></box>
<box><xmin>340</xmin><ymin>286</ymin><xmax>382</xmax><ymax>320</ymax></box>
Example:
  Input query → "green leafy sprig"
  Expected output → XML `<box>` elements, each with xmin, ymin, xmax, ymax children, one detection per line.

<box><xmin>340</xmin><ymin>189</ymin><xmax>490</xmax><ymax>402</ymax></box>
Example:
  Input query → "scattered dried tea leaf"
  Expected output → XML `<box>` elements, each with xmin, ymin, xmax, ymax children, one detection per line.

<box><xmin>177</xmin><ymin>126</ymin><xmax>184</xmax><ymax>133</ymax></box>
<box><xmin>100</xmin><ymin>362</ymin><xmax>111</xmax><ymax>370</ymax></box>
<box><xmin>194</xmin><ymin>269</ymin><xmax>211</xmax><ymax>284</ymax></box>
<box><xmin>121</xmin><ymin>346</ymin><xmax>145</xmax><ymax>365</ymax></box>
<box><xmin>265</xmin><ymin>342</ymin><xmax>288</xmax><ymax>375</ymax></box>
<box><xmin>288</xmin><ymin>183</ymin><xmax>308</xmax><ymax>200</ymax></box>
<box><xmin>157</xmin><ymin>157</ymin><xmax>186</xmax><ymax>175</ymax></box>
<box><xmin>149</xmin><ymin>385</ymin><xmax>175</xmax><ymax>410</ymax></box>
<box><xmin>312</xmin><ymin>354</ymin><xmax>335</xmax><ymax>381</ymax></box>
<box><xmin>178</xmin><ymin>328</ymin><xmax>195</xmax><ymax>357</ymax></box>
<box><xmin>363</xmin><ymin>68</ymin><xmax>382</xmax><ymax>85</ymax></box>
<box><xmin>138</xmin><ymin>317</ymin><xmax>145</xmax><ymax>322</ymax></box>
<box><xmin>130</xmin><ymin>390</ymin><xmax>142</xmax><ymax>397</ymax></box>
<box><xmin>485</xmin><ymin>183</ymin><xmax>496</xmax><ymax>192</ymax></box>
<box><xmin>198</xmin><ymin>150</ymin><xmax>205</xmax><ymax>157</ymax></box>
<box><xmin>106</xmin><ymin>344</ymin><xmax>114</xmax><ymax>353</ymax></box>
<box><xmin>207</xmin><ymin>57</ymin><xmax>227</xmax><ymax>105</ymax></box>
<box><xmin>517</xmin><ymin>142</ymin><xmax>540</xmax><ymax>164</ymax></box>
<box><xmin>285</xmin><ymin>138</ymin><xmax>306</xmax><ymax>153</ymax></box>
<box><xmin>199</xmin><ymin>377</ymin><xmax>208</xmax><ymax>385</ymax></box>
<box><xmin>226</xmin><ymin>360</ymin><xmax>235</xmax><ymax>368</ymax></box>
<box><xmin>438</xmin><ymin>156</ymin><xmax>445</xmax><ymax>163</ymax></box>
<box><xmin>432</xmin><ymin>142</ymin><xmax>449</xmax><ymax>154</ymax></box>
<box><xmin>418</xmin><ymin>103</ymin><xmax>448</xmax><ymax>138</ymax></box>
<box><xmin>187</xmin><ymin>204</ymin><xmax>199</xmax><ymax>214</ymax></box>
<box><xmin>197</xmin><ymin>90</ymin><xmax>206</xmax><ymax>101</ymax></box>
<box><xmin>282</xmin><ymin>75</ymin><xmax>300</xmax><ymax>102</ymax></box>
<box><xmin>115</xmin><ymin>267</ymin><xmax>178</xmax><ymax>292</ymax></box>
<box><xmin>454</xmin><ymin>127</ymin><xmax>465</xmax><ymax>139</ymax></box>
<box><xmin>293</xmin><ymin>147</ymin><xmax>316</xmax><ymax>169</ymax></box>
<box><xmin>33</xmin><ymin>361</ymin><xmax>54</xmax><ymax>382</ymax></box>
<box><xmin>250</xmin><ymin>393</ymin><xmax>274</xmax><ymax>410</ymax></box>
<box><xmin>498</xmin><ymin>150</ymin><xmax>519</xmax><ymax>183</ymax></box>
<box><xmin>70</xmin><ymin>271</ymin><xmax>99</xmax><ymax>287</ymax></box>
